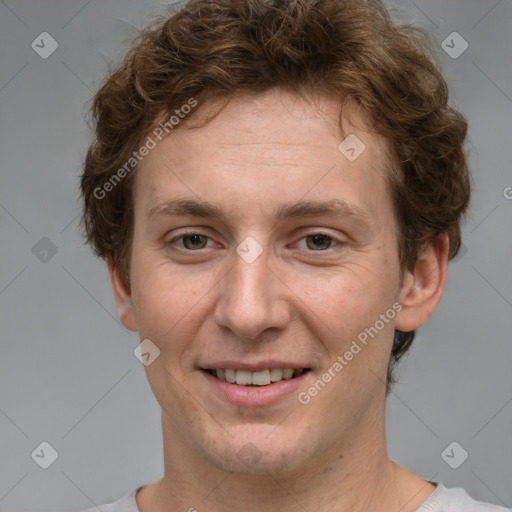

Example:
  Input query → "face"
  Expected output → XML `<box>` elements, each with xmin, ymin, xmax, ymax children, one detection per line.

<box><xmin>110</xmin><ymin>89</ymin><xmax>441</xmax><ymax>476</ymax></box>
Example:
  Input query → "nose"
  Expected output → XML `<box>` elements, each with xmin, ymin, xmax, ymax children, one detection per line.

<box><xmin>213</xmin><ymin>247</ymin><xmax>291</xmax><ymax>341</ymax></box>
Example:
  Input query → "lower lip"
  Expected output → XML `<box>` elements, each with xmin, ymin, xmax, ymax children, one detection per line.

<box><xmin>201</xmin><ymin>370</ymin><xmax>309</xmax><ymax>407</ymax></box>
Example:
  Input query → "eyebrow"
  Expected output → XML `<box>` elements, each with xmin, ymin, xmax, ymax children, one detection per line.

<box><xmin>146</xmin><ymin>197</ymin><xmax>371</xmax><ymax>224</ymax></box>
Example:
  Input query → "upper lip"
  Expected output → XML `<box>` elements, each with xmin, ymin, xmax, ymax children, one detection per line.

<box><xmin>200</xmin><ymin>361</ymin><xmax>309</xmax><ymax>371</ymax></box>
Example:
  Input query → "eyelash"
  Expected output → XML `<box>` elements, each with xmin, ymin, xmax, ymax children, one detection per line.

<box><xmin>166</xmin><ymin>230</ymin><xmax>343</xmax><ymax>253</ymax></box>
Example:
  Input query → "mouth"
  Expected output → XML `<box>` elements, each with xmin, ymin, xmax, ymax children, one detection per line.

<box><xmin>203</xmin><ymin>368</ymin><xmax>311</xmax><ymax>386</ymax></box>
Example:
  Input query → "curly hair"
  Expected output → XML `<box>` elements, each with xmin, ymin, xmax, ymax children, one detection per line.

<box><xmin>80</xmin><ymin>0</ymin><xmax>470</xmax><ymax>387</ymax></box>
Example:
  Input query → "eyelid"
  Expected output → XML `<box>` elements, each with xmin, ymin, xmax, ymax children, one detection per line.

<box><xmin>165</xmin><ymin>228</ymin><xmax>345</xmax><ymax>252</ymax></box>
<box><xmin>165</xmin><ymin>229</ymin><xmax>220</xmax><ymax>250</ymax></box>
<box><xmin>291</xmin><ymin>230</ymin><xmax>344</xmax><ymax>251</ymax></box>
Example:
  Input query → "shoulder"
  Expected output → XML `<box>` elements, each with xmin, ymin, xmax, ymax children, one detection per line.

<box><xmin>77</xmin><ymin>487</ymin><xmax>140</xmax><ymax>512</ymax></box>
<box><xmin>417</xmin><ymin>483</ymin><xmax>510</xmax><ymax>512</ymax></box>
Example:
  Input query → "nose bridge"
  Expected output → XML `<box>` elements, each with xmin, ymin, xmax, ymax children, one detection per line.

<box><xmin>214</xmin><ymin>245</ymin><xmax>289</xmax><ymax>340</ymax></box>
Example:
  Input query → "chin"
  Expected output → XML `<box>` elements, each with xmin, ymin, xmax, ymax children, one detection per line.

<box><xmin>196</xmin><ymin>421</ymin><xmax>318</xmax><ymax>476</ymax></box>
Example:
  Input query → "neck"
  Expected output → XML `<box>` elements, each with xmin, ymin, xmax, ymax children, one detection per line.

<box><xmin>137</xmin><ymin>411</ymin><xmax>434</xmax><ymax>512</ymax></box>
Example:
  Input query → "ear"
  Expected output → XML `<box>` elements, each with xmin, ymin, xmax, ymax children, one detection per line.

<box><xmin>107</xmin><ymin>257</ymin><xmax>138</xmax><ymax>332</ymax></box>
<box><xmin>394</xmin><ymin>233</ymin><xmax>449</xmax><ymax>332</ymax></box>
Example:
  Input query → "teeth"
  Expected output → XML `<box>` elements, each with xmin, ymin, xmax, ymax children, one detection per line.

<box><xmin>252</xmin><ymin>370</ymin><xmax>271</xmax><ymax>386</ymax></box>
<box><xmin>283</xmin><ymin>368</ymin><xmax>294</xmax><ymax>379</ymax></box>
<box><xmin>211</xmin><ymin>368</ymin><xmax>305</xmax><ymax>386</ymax></box>
<box><xmin>235</xmin><ymin>370</ymin><xmax>252</xmax><ymax>385</ymax></box>
<box><xmin>270</xmin><ymin>368</ymin><xmax>283</xmax><ymax>382</ymax></box>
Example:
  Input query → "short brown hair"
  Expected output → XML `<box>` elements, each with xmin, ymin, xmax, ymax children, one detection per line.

<box><xmin>80</xmin><ymin>0</ymin><xmax>470</xmax><ymax>385</ymax></box>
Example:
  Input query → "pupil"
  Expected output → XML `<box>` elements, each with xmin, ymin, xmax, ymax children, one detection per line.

<box><xmin>308</xmin><ymin>234</ymin><xmax>330</xmax><ymax>250</ymax></box>
<box><xmin>185</xmin><ymin>234</ymin><xmax>206</xmax><ymax>249</ymax></box>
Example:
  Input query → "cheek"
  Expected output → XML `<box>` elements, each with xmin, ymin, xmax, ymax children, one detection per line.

<box><xmin>130</xmin><ymin>248</ymin><xmax>222</xmax><ymax>366</ymax></box>
<box><xmin>306</xmin><ymin>264</ymin><xmax>393</xmax><ymax>321</ymax></box>
<box><xmin>130</xmin><ymin>249</ymin><xmax>191</xmax><ymax>335</ymax></box>
<box><xmin>137</xmin><ymin>276</ymin><xmax>199</xmax><ymax>335</ymax></box>
<box><xmin>293</xmin><ymin>263</ymin><xmax>399</xmax><ymax>362</ymax></box>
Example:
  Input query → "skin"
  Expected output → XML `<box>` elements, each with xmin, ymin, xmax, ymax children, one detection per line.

<box><xmin>109</xmin><ymin>88</ymin><xmax>448</xmax><ymax>512</ymax></box>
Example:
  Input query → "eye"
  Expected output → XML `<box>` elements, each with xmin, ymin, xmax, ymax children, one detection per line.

<box><xmin>167</xmin><ymin>231</ymin><xmax>342</xmax><ymax>252</ymax></box>
<box><xmin>296</xmin><ymin>232</ymin><xmax>340</xmax><ymax>251</ymax></box>
<box><xmin>170</xmin><ymin>233</ymin><xmax>215</xmax><ymax>250</ymax></box>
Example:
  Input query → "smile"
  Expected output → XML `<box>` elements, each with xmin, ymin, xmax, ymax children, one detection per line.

<box><xmin>205</xmin><ymin>368</ymin><xmax>310</xmax><ymax>386</ymax></box>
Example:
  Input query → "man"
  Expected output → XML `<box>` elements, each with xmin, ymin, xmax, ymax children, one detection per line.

<box><xmin>79</xmin><ymin>0</ymin><xmax>507</xmax><ymax>510</ymax></box>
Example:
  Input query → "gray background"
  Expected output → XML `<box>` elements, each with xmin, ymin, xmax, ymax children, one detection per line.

<box><xmin>1</xmin><ymin>0</ymin><xmax>511</xmax><ymax>510</ymax></box>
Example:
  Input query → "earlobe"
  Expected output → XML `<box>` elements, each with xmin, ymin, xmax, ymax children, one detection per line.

<box><xmin>107</xmin><ymin>257</ymin><xmax>138</xmax><ymax>332</ymax></box>
<box><xmin>394</xmin><ymin>233</ymin><xmax>449</xmax><ymax>333</ymax></box>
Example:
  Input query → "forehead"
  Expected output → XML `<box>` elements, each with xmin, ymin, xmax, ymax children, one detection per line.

<box><xmin>134</xmin><ymin>89</ymin><xmax>393</xmax><ymax>223</ymax></box>
<box><xmin>154</xmin><ymin>90</ymin><xmax>388</xmax><ymax>159</ymax></box>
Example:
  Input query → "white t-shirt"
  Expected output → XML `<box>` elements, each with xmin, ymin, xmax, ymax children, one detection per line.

<box><xmin>79</xmin><ymin>483</ymin><xmax>510</xmax><ymax>511</ymax></box>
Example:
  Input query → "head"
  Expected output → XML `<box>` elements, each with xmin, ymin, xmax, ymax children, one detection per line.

<box><xmin>81</xmin><ymin>0</ymin><xmax>469</xmax><ymax>474</ymax></box>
